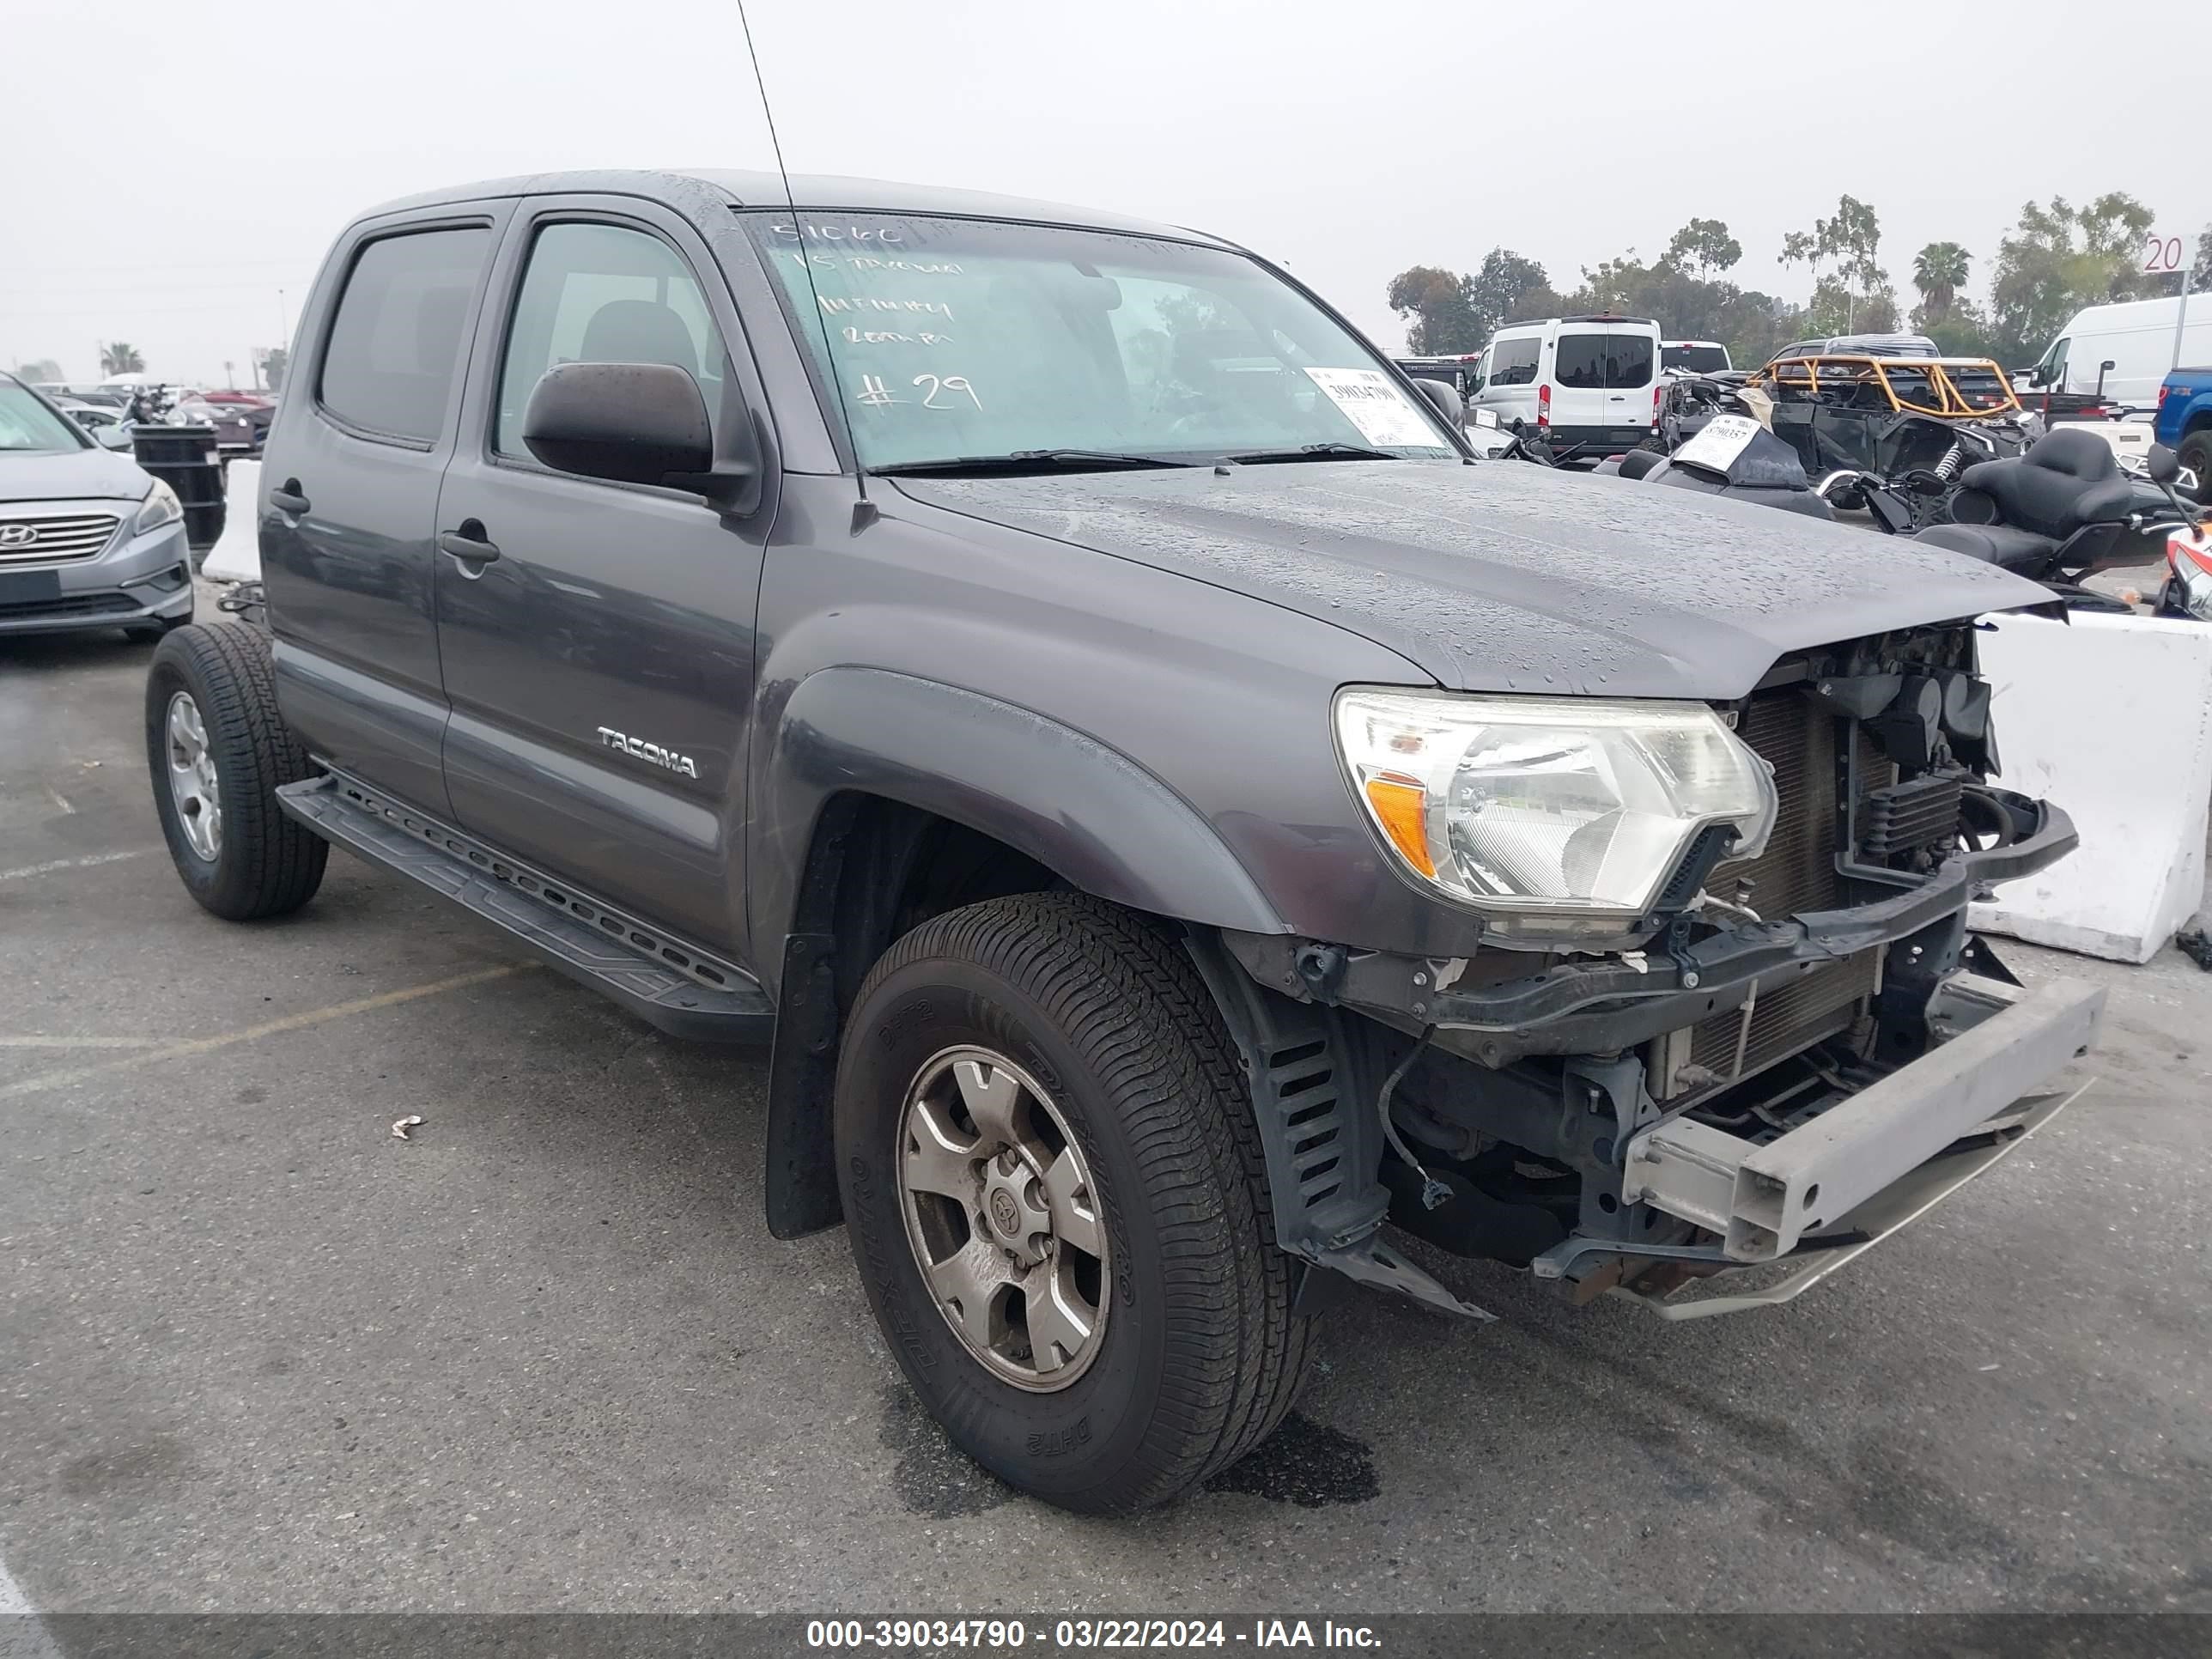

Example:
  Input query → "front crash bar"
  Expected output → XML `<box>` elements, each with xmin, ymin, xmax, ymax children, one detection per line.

<box><xmin>1607</xmin><ymin>1081</ymin><xmax>2090</xmax><ymax>1321</ymax></box>
<box><xmin>1618</xmin><ymin>973</ymin><xmax>2103</xmax><ymax>1262</ymax></box>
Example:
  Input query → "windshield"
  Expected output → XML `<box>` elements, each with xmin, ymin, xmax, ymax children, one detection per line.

<box><xmin>0</xmin><ymin>380</ymin><xmax>91</xmax><ymax>453</ymax></box>
<box><xmin>745</xmin><ymin>212</ymin><xmax>1459</xmax><ymax>469</ymax></box>
<box><xmin>1662</xmin><ymin>344</ymin><xmax>1729</xmax><ymax>374</ymax></box>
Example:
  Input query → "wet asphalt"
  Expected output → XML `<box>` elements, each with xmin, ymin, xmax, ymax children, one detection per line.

<box><xmin>2</xmin><ymin>606</ymin><xmax>2208</xmax><ymax>1617</ymax></box>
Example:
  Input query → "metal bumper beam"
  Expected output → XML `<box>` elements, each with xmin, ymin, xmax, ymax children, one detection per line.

<box><xmin>1619</xmin><ymin>974</ymin><xmax>2104</xmax><ymax>1262</ymax></box>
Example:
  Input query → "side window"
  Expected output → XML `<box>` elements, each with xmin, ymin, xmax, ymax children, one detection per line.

<box><xmin>319</xmin><ymin>227</ymin><xmax>490</xmax><ymax>443</ymax></box>
<box><xmin>2044</xmin><ymin>338</ymin><xmax>2070</xmax><ymax>387</ymax></box>
<box><xmin>495</xmin><ymin>222</ymin><xmax>731</xmax><ymax>459</ymax></box>
<box><xmin>1491</xmin><ymin>337</ymin><xmax>1540</xmax><ymax>386</ymax></box>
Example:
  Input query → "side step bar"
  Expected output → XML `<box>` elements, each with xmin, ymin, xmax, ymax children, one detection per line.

<box><xmin>276</xmin><ymin>774</ymin><xmax>775</xmax><ymax>1045</ymax></box>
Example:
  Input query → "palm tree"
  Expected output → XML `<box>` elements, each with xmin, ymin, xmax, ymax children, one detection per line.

<box><xmin>99</xmin><ymin>341</ymin><xmax>145</xmax><ymax>376</ymax></box>
<box><xmin>1911</xmin><ymin>243</ymin><xmax>1972</xmax><ymax>325</ymax></box>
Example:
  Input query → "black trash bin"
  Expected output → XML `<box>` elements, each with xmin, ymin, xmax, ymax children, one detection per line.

<box><xmin>130</xmin><ymin>425</ymin><xmax>226</xmax><ymax>555</ymax></box>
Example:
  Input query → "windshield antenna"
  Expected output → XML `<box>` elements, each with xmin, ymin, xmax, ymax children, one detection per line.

<box><xmin>735</xmin><ymin>0</ymin><xmax>872</xmax><ymax>514</ymax></box>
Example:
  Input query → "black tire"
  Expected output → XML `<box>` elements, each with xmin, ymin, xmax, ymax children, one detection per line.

<box><xmin>836</xmin><ymin>892</ymin><xmax>1312</xmax><ymax>1513</ymax></box>
<box><xmin>145</xmin><ymin>623</ymin><xmax>328</xmax><ymax>921</ymax></box>
<box><xmin>124</xmin><ymin>599</ymin><xmax>194</xmax><ymax>645</ymax></box>
<box><xmin>2179</xmin><ymin>430</ymin><xmax>2212</xmax><ymax>501</ymax></box>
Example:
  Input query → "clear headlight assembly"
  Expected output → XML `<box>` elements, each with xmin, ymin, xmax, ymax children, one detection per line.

<box><xmin>1334</xmin><ymin>688</ymin><xmax>1778</xmax><ymax>941</ymax></box>
<box><xmin>133</xmin><ymin>479</ymin><xmax>183</xmax><ymax>534</ymax></box>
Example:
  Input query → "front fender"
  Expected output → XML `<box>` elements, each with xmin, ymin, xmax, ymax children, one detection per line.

<box><xmin>752</xmin><ymin>665</ymin><xmax>1290</xmax><ymax>965</ymax></box>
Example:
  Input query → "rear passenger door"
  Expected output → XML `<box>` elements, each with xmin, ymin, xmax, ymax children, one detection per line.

<box><xmin>263</xmin><ymin>210</ymin><xmax>505</xmax><ymax>815</ymax></box>
<box><xmin>429</xmin><ymin>199</ymin><xmax>773</xmax><ymax>958</ymax></box>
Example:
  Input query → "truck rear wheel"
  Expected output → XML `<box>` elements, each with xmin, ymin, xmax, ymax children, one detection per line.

<box><xmin>145</xmin><ymin>623</ymin><xmax>328</xmax><ymax>921</ymax></box>
<box><xmin>835</xmin><ymin>892</ymin><xmax>1311</xmax><ymax>1512</ymax></box>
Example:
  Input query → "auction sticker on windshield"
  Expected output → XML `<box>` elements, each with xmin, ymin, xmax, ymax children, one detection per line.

<box><xmin>1674</xmin><ymin>412</ymin><xmax>1762</xmax><ymax>474</ymax></box>
<box><xmin>1302</xmin><ymin>367</ymin><xmax>1444</xmax><ymax>449</ymax></box>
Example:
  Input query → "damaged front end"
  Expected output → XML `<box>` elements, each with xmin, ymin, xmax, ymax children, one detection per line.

<box><xmin>1194</xmin><ymin>621</ymin><xmax>2103</xmax><ymax>1320</ymax></box>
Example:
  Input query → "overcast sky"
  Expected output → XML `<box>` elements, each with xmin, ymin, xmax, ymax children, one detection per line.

<box><xmin>4</xmin><ymin>0</ymin><xmax>2204</xmax><ymax>386</ymax></box>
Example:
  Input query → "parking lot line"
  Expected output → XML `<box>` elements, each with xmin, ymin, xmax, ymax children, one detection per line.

<box><xmin>0</xmin><ymin>1036</ymin><xmax>170</xmax><ymax>1049</ymax></box>
<box><xmin>0</xmin><ymin>964</ymin><xmax>522</xmax><ymax>1102</ymax></box>
<box><xmin>0</xmin><ymin>848</ymin><xmax>155</xmax><ymax>884</ymax></box>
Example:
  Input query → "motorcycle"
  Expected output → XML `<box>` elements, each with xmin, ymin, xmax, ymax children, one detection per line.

<box><xmin>1590</xmin><ymin>413</ymin><xmax>1836</xmax><ymax>520</ymax></box>
<box><xmin>1912</xmin><ymin>427</ymin><xmax>2198</xmax><ymax>611</ymax></box>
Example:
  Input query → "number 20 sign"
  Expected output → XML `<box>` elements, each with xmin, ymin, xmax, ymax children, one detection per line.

<box><xmin>2142</xmin><ymin>234</ymin><xmax>2187</xmax><ymax>275</ymax></box>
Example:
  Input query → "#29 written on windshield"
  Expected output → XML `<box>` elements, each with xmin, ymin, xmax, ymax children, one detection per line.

<box><xmin>1301</xmin><ymin>368</ymin><xmax>1445</xmax><ymax>450</ymax></box>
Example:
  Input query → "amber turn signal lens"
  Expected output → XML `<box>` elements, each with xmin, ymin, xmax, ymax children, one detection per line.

<box><xmin>1362</xmin><ymin>776</ymin><xmax>1434</xmax><ymax>878</ymax></box>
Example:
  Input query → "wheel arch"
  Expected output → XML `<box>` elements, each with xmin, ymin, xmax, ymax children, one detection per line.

<box><xmin>755</xmin><ymin>667</ymin><xmax>1291</xmax><ymax>1239</ymax></box>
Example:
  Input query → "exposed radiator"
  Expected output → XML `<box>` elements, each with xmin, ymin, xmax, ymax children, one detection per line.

<box><xmin>1680</xmin><ymin>689</ymin><xmax>1885</xmax><ymax>1085</ymax></box>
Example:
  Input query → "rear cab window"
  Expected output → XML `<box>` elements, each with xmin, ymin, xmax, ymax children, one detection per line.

<box><xmin>1662</xmin><ymin>343</ymin><xmax>1729</xmax><ymax>374</ymax></box>
<box><xmin>318</xmin><ymin>227</ymin><xmax>492</xmax><ymax>444</ymax></box>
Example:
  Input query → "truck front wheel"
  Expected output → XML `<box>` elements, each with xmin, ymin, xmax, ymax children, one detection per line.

<box><xmin>835</xmin><ymin>892</ymin><xmax>1310</xmax><ymax>1512</ymax></box>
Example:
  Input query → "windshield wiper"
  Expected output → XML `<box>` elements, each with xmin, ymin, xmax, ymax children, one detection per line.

<box><xmin>869</xmin><ymin>449</ymin><xmax>1198</xmax><ymax>477</ymax></box>
<box><xmin>1221</xmin><ymin>442</ymin><xmax>1402</xmax><ymax>465</ymax></box>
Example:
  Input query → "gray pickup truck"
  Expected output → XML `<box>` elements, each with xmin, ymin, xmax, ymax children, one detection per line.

<box><xmin>144</xmin><ymin>168</ymin><xmax>2102</xmax><ymax>1514</ymax></box>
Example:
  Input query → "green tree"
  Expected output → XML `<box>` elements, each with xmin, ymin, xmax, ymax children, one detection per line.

<box><xmin>1466</xmin><ymin>248</ymin><xmax>1561</xmax><ymax>341</ymax></box>
<box><xmin>1663</xmin><ymin>218</ymin><xmax>1741</xmax><ymax>279</ymax></box>
<box><xmin>1814</xmin><ymin>195</ymin><xmax>1895</xmax><ymax>332</ymax></box>
<box><xmin>1778</xmin><ymin>228</ymin><xmax>1820</xmax><ymax>288</ymax></box>
<box><xmin>99</xmin><ymin>341</ymin><xmax>144</xmax><ymax>375</ymax></box>
<box><xmin>1990</xmin><ymin>192</ymin><xmax>2156</xmax><ymax>362</ymax></box>
<box><xmin>9</xmin><ymin>357</ymin><xmax>64</xmax><ymax>384</ymax></box>
<box><xmin>257</xmin><ymin>346</ymin><xmax>289</xmax><ymax>392</ymax></box>
<box><xmin>1910</xmin><ymin>241</ymin><xmax>1972</xmax><ymax>328</ymax></box>
<box><xmin>1385</xmin><ymin>264</ymin><xmax>1482</xmax><ymax>356</ymax></box>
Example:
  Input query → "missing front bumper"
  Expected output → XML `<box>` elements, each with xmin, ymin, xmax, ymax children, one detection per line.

<box><xmin>1607</xmin><ymin>1080</ymin><xmax>2089</xmax><ymax>1321</ymax></box>
<box><xmin>1615</xmin><ymin>974</ymin><xmax>2102</xmax><ymax>1262</ymax></box>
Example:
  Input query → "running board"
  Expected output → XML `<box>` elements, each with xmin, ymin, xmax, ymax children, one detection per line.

<box><xmin>276</xmin><ymin>774</ymin><xmax>774</xmax><ymax>1044</ymax></box>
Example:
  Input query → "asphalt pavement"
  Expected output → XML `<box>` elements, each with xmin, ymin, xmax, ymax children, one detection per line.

<box><xmin>2</xmin><ymin>607</ymin><xmax>2209</xmax><ymax>1616</ymax></box>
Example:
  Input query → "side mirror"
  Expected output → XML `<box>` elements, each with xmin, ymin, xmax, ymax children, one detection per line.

<box><xmin>94</xmin><ymin>425</ymin><xmax>135</xmax><ymax>451</ymax></box>
<box><xmin>1409</xmin><ymin>375</ymin><xmax>1463</xmax><ymax>427</ymax></box>
<box><xmin>522</xmin><ymin>362</ymin><xmax>756</xmax><ymax>507</ymax></box>
<box><xmin>2147</xmin><ymin>443</ymin><xmax>2182</xmax><ymax>486</ymax></box>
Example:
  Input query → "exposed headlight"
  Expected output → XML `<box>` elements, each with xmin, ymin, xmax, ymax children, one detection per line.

<box><xmin>134</xmin><ymin>479</ymin><xmax>183</xmax><ymax>534</ymax></box>
<box><xmin>1334</xmin><ymin>689</ymin><xmax>1778</xmax><ymax>936</ymax></box>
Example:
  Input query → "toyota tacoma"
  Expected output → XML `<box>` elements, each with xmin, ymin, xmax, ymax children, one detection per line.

<box><xmin>144</xmin><ymin>169</ymin><xmax>2101</xmax><ymax>1513</ymax></box>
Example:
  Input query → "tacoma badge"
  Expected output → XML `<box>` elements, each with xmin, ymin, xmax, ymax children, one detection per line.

<box><xmin>596</xmin><ymin>726</ymin><xmax>699</xmax><ymax>779</ymax></box>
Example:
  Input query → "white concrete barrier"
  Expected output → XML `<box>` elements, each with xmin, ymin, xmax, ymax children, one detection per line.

<box><xmin>198</xmin><ymin>458</ymin><xmax>262</xmax><ymax>581</ymax></box>
<box><xmin>1970</xmin><ymin>610</ymin><xmax>2212</xmax><ymax>963</ymax></box>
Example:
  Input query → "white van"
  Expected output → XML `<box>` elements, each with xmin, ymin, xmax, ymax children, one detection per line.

<box><xmin>2021</xmin><ymin>294</ymin><xmax>2212</xmax><ymax>411</ymax></box>
<box><xmin>1470</xmin><ymin>315</ymin><xmax>1662</xmax><ymax>453</ymax></box>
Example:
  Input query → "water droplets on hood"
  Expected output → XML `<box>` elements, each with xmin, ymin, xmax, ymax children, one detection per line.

<box><xmin>893</xmin><ymin>462</ymin><xmax>2048</xmax><ymax>700</ymax></box>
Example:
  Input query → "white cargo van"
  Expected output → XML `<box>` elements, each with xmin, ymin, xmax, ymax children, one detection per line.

<box><xmin>1470</xmin><ymin>315</ymin><xmax>1662</xmax><ymax>453</ymax></box>
<box><xmin>2021</xmin><ymin>294</ymin><xmax>2212</xmax><ymax>411</ymax></box>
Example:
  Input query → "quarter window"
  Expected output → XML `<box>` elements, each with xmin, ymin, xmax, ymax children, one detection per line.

<box><xmin>318</xmin><ymin>228</ymin><xmax>490</xmax><ymax>443</ymax></box>
<box><xmin>495</xmin><ymin>222</ymin><xmax>730</xmax><ymax>459</ymax></box>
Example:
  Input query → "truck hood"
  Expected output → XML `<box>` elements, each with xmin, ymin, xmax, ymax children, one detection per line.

<box><xmin>0</xmin><ymin>446</ymin><xmax>154</xmax><ymax>504</ymax></box>
<box><xmin>896</xmin><ymin>461</ymin><xmax>2051</xmax><ymax>698</ymax></box>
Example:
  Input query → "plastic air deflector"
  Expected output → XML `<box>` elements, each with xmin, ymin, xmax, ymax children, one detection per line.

<box><xmin>276</xmin><ymin>773</ymin><xmax>773</xmax><ymax>1044</ymax></box>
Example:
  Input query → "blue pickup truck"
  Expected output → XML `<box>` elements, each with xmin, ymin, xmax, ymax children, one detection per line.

<box><xmin>2155</xmin><ymin>366</ymin><xmax>2212</xmax><ymax>486</ymax></box>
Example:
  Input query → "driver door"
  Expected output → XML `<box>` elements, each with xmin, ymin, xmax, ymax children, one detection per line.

<box><xmin>430</xmin><ymin>199</ymin><xmax>774</xmax><ymax>957</ymax></box>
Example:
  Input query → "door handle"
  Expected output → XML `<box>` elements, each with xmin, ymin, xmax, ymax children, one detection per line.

<box><xmin>437</xmin><ymin>522</ymin><xmax>501</xmax><ymax>566</ymax></box>
<box><xmin>270</xmin><ymin>480</ymin><xmax>311</xmax><ymax>514</ymax></box>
